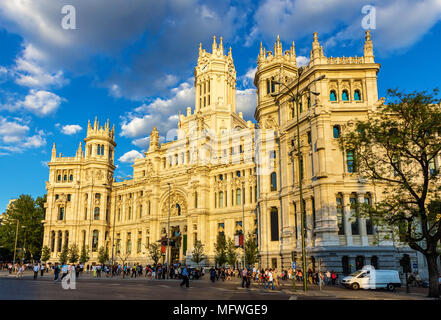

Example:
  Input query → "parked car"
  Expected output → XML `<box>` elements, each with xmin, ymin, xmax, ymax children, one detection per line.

<box><xmin>341</xmin><ymin>268</ymin><xmax>401</xmax><ymax>291</ymax></box>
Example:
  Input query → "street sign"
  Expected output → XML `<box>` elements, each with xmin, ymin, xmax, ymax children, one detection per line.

<box><xmin>292</xmin><ymin>262</ymin><xmax>296</xmax><ymax>270</ymax></box>
<box><xmin>413</xmin><ymin>263</ymin><xmax>418</xmax><ymax>269</ymax></box>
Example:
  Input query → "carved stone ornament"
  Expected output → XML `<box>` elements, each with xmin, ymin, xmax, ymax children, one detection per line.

<box><xmin>161</xmin><ymin>191</ymin><xmax>187</xmax><ymax>217</ymax></box>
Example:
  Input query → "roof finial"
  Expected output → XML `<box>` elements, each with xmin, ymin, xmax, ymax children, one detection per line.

<box><xmin>212</xmin><ymin>35</ymin><xmax>217</xmax><ymax>53</ymax></box>
<box><xmin>219</xmin><ymin>36</ymin><xmax>224</xmax><ymax>53</ymax></box>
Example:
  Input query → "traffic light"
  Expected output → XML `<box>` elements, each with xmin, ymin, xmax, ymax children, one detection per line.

<box><xmin>400</xmin><ymin>255</ymin><xmax>411</xmax><ymax>273</ymax></box>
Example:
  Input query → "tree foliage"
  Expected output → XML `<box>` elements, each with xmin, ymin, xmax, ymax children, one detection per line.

<box><xmin>79</xmin><ymin>245</ymin><xmax>90</xmax><ymax>264</ymax></box>
<box><xmin>59</xmin><ymin>242</ymin><xmax>69</xmax><ymax>265</ymax></box>
<box><xmin>148</xmin><ymin>243</ymin><xmax>161</xmax><ymax>266</ymax></box>
<box><xmin>191</xmin><ymin>240</ymin><xmax>206</xmax><ymax>266</ymax></box>
<box><xmin>0</xmin><ymin>194</ymin><xmax>46</xmax><ymax>262</ymax></box>
<box><xmin>244</xmin><ymin>232</ymin><xmax>259</xmax><ymax>267</ymax></box>
<box><xmin>226</xmin><ymin>238</ymin><xmax>238</xmax><ymax>267</ymax></box>
<box><xmin>340</xmin><ymin>89</ymin><xmax>441</xmax><ymax>297</ymax></box>
<box><xmin>98</xmin><ymin>246</ymin><xmax>109</xmax><ymax>264</ymax></box>
<box><xmin>41</xmin><ymin>246</ymin><xmax>50</xmax><ymax>262</ymax></box>
<box><xmin>68</xmin><ymin>244</ymin><xmax>79</xmax><ymax>263</ymax></box>
<box><xmin>214</xmin><ymin>234</ymin><xmax>227</xmax><ymax>267</ymax></box>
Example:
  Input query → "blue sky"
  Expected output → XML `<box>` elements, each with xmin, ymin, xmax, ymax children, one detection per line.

<box><xmin>0</xmin><ymin>0</ymin><xmax>441</xmax><ymax>212</ymax></box>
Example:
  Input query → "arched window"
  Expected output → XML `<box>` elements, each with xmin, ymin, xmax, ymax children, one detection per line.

<box><xmin>270</xmin><ymin>207</ymin><xmax>279</xmax><ymax>241</ymax></box>
<box><xmin>101</xmin><ymin>145</ymin><xmax>104</xmax><ymax>155</ymax></box>
<box><xmin>354</xmin><ymin>89</ymin><xmax>361</xmax><ymax>101</ymax></box>
<box><xmin>342</xmin><ymin>90</ymin><xmax>349</xmax><ymax>101</ymax></box>
<box><xmin>270</xmin><ymin>172</ymin><xmax>277</xmax><ymax>191</ymax></box>
<box><xmin>126</xmin><ymin>232</ymin><xmax>132</xmax><ymax>254</ymax></box>
<box><xmin>51</xmin><ymin>231</ymin><xmax>55</xmax><ymax>252</ymax></box>
<box><xmin>64</xmin><ymin>231</ymin><xmax>69</xmax><ymax>247</ymax></box>
<box><xmin>57</xmin><ymin>175</ymin><xmax>61</xmax><ymax>182</ymax></box>
<box><xmin>176</xmin><ymin>203</ymin><xmax>181</xmax><ymax>216</ymax></box>
<box><xmin>364</xmin><ymin>195</ymin><xmax>374</xmax><ymax>235</ymax></box>
<box><xmin>58</xmin><ymin>207</ymin><xmax>64</xmax><ymax>220</ymax></box>
<box><xmin>271</xmin><ymin>77</ymin><xmax>276</xmax><ymax>93</ymax></box>
<box><xmin>266</xmin><ymin>79</ymin><xmax>270</xmax><ymax>94</ymax></box>
<box><xmin>342</xmin><ymin>256</ymin><xmax>350</xmax><ymax>275</ymax></box>
<box><xmin>350</xmin><ymin>195</ymin><xmax>359</xmax><ymax>235</ymax></box>
<box><xmin>69</xmin><ymin>174</ymin><xmax>73</xmax><ymax>181</ymax></box>
<box><xmin>346</xmin><ymin>150</ymin><xmax>356</xmax><ymax>173</ymax></box>
<box><xmin>329</xmin><ymin>90</ymin><xmax>337</xmax><ymax>102</ymax></box>
<box><xmin>63</xmin><ymin>175</ymin><xmax>67</xmax><ymax>182</ymax></box>
<box><xmin>236</xmin><ymin>188</ymin><xmax>241</xmax><ymax>205</ymax></box>
<box><xmin>92</xmin><ymin>230</ymin><xmax>99</xmax><ymax>252</ymax></box>
<box><xmin>333</xmin><ymin>125</ymin><xmax>341</xmax><ymax>138</ymax></box>
<box><xmin>94</xmin><ymin>207</ymin><xmax>100</xmax><ymax>220</ymax></box>
<box><xmin>355</xmin><ymin>256</ymin><xmax>365</xmax><ymax>270</ymax></box>
<box><xmin>336</xmin><ymin>194</ymin><xmax>345</xmax><ymax>235</ymax></box>
<box><xmin>219</xmin><ymin>192</ymin><xmax>224</xmax><ymax>208</ymax></box>
<box><xmin>371</xmin><ymin>256</ymin><xmax>379</xmax><ymax>269</ymax></box>
<box><xmin>57</xmin><ymin>231</ymin><xmax>62</xmax><ymax>252</ymax></box>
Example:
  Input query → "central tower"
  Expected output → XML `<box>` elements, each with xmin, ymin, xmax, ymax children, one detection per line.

<box><xmin>194</xmin><ymin>36</ymin><xmax>237</xmax><ymax>115</ymax></box>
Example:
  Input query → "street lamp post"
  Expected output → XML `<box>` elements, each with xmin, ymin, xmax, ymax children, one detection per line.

<box><xmin>242</xmin><ymin>181</ymin><xmax>246</xmax><ymax>270</ymax></box>
<box><xmin>271</xmin><ymin>70</ymin><xmax>325</xmax><ymax>292</ymax></box>
<box><xmin>166</xmin><ymin>182</ymin><xmax>171</xmax><ymax>277</ymax></box>
<box><xmin>12</xmin><ymin>219</ymin><xmax>19</xmax><ymax>265</ymax></box>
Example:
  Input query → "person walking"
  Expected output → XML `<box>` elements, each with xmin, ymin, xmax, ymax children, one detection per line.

<box><xmin>331</xmin><ymin>270</ymin><xmax>337</xmax><ymax>285</ymax></box>
<box><xmin>241</xmin><ymin>268</ymin><xmax>248</xmax><ymax>288</ymax></box>
<box><xmin>180</xmin><ymin>266</ymin><xmax>190</xmax><ymax>288</ymax></box>
<box><xmin>40</xmin><ymin>264</ymin><xmax>45</xmax><ymax>277</ymax></box>
<box><xmin>209</xmin><ymin>267</ymin><xmax>216</xmax><ymax>283</ymax></box>
<box><xmin>325</xmin><ymin>270</ymin><xmax>331</xmax><ymax>285</ymax></box>
<box><xmin>53</xmin><ymin>263</ymin><xmax>59</xmax><ymax>282</ymax></box>
<box><xmin>33</xmin><ymin>264</ymin><xmax>40</xmax><ymax>280</ymax></box>
<box><xmin>264</xmin><ymin>269</ymin><xmax>275</xmax><ymax>290</ymax></box>
<box><xmin>60</xmin><ymin>263</ymin><xmax>69</xmax><ymax>281</ymax></box>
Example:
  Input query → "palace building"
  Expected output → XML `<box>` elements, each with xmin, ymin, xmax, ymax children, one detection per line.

<box><xmin>42</xmin><ymin>32</ymin><xmax>421</xmax><ymax>275</ymax></box>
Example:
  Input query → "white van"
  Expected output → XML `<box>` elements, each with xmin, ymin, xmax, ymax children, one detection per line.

<box><xmin>341</xmin><ymin>267</ymin><xmax>402</xmax><ymax>291</ymax></box>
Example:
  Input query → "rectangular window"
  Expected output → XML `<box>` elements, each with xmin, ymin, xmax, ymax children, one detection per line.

<box><xmin>365</xmin><ymin>197</ymin><xmax>374</xmax><ymax>235</ymax></box>
<box><xmin>350</xmin><ymin>197</ymin><xmax>359</xmax><ymax>235</ymax></box>
<box><xmin>270</xmin><ymin>208</ymin><xmax>279</xmax><ymax>241</ymax></box>
<box><xmin>347</xmin><ymin>151</ymin><xmax>356</xmax><ymax>173</ymax></box>
<box><xmin>336</xmin><ymin>197</ymin><xmax>344</xmax><ymax>235</ymax></box>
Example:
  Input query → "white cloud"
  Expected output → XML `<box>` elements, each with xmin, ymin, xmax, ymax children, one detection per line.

<box><xmin>254</xmin><ymin>0</ymin><xmax>441</xmax><ymax>55</ymax></box>
<box><xmin>236</xmin><ymin>88</ymin><xmax>257</xmax><ymax>121</ymax></box>
<box><xmin>240</xmin><ymin>67</ymin><xmax>257</xmax><ymax>87</ymax></box>
<box><xmin>13</xmin><ymin>44</ymin><xmax>67</xmax><ymax>89</ymax></box>
<box><xmin>132</xmin><ymin>136</ymin><xmax>150</xmax><ymax>150</ymax></box>
<box><xmin>0</xmin><ymin>116</ymin><xmax>46</xmax><ymax>154</ymax></box>
<box><xmin>121</xmin><ymin>80</ymin><xmax>194</xmax><ymax>138</ymax></box>
<box><xmin>118</xmin><ymin>150</ymin><xmax>144</xmax><ymax>163</ymax></box>
<box><xmin>0</xmin><ymin>66</ymin><xmax>8</xmax><ymax>83</ymax></box>
<box><xmin>60</xmin><ymin>124</ymin><xmax>82</xmax><ymax>135</ymax></box>
<box><xmin>296</xmin><ymin>56</ymin><xmax>310</xmax><ymax>67</ymax></box>
<box><xmin>14</xmin><ymin>90</ymin><xmax>63</xmax><ymax>116</ymax></box>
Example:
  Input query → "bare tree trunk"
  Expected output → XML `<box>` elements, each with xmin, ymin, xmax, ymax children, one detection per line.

<box><xmin>426</xmin><ymin>253</ymin><xmax>440</xmax><ymax>298</ymax></box>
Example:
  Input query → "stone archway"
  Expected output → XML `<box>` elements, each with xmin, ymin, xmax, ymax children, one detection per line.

<box><xmin>161</xmin><ymin>190</ymin><xmax>188</xmax><ymax>217</ymax></box>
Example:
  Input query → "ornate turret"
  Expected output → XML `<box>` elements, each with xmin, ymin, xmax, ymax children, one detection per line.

<box><xmin>364</xmin><ymin>30</ymin><xmax>375</xmax><ymax>63</ymax></box>
<box><xmin>194</xmin><ymin>36</ymin><xmax>236</xmax><ymax>114</ymax></box>
<box><xmin>51</xmin><ymin>143</ymin><xmax>57</xmax><ymax>161</ymax></box>
<box><xmin>309</xmin><ymin>32</ymin><xmax>326</xmax><ymax>66</ymax></box>
<box><xmin>148</xmin><ymin>126</ymin><xmax>159</xmax><ymax>152</ymax></box>
<box><xmin>84</xmin><ymin>117</ymin><xmax>116</xmax><ymax>163</ymax></box>
<box><xmin>75</xmin><ymin>142</ymin><xmax>83</xmax><ymax>158</ymax></box>
<box><xmin>257</xmin><ymin>35</ymin><xmax>297</xmax><ymax>68</ymax></box>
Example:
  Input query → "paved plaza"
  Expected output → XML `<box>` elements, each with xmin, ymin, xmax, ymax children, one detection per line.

<box><xmin>0</xmin><ymin>271</ymin><xmax>434</xmax><ymax>300</ymax></box>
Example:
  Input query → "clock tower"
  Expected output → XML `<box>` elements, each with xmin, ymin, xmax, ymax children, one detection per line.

<box><xmin>194</xmin><ymin>36</ymin><xmax>237</xmax><ymax>115</ymax></box>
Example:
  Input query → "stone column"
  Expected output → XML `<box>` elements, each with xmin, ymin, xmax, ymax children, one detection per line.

<box><xmin>343</xmin><ymin>192</ymin><xmax>353</xmax><ymax>246</ymax></box>
<box><xmin>358</xmin><ymin>193</ymin><xmax>369</xmax><ymax>246</ymax></box>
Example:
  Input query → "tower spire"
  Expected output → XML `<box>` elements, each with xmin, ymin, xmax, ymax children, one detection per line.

<box><xmin>219</xmin><ymin>36</ymin><xmax>224</xmax><ymax>54</ymax></box>
<box><xmin>51</xmin><ymin>143</ymin><xmax>57</xmax><ymax>160</ymax></box>
<box><xmin>212</xmin><ymin>35</ymin><xmax>217</xmax><ymax>53</ymax></box>
<box><xmin>364</xmin><ymin>30</ymin><xmax>374</xmax><ymax>63</ymax></box>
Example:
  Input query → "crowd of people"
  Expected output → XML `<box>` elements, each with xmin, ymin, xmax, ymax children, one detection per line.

<box><xmin>1</xmin><ymin>261</ymin><xmax>427</xmax><ymax>290</ymax></box>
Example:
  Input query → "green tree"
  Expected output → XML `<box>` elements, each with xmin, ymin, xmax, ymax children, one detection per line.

<box><xmin>98</xmin><ymin>246</ymin><xmax>109</xmax><ymax>264</ymax></box>
<box><xmin>59</xmin><ymin>242</ymin><xmax>69</xmax><ymax>265</ymax></box>
<box><xmin>244</xmin><ymin>232</ymin><xmax>259</xmax><ymax>267</ymax></box>
<box><xmin>226</xmin><ymin>238</ymin><xmax>238</xmax><ymax>268</ymax></box>
<box><xmin>0</xmin><ymin>194</ymin><xmax>46</xmax><ymax>262</ymax></box>
<box><xmin>41</xmin><ymin>246</ymin><xmax>51</xmax><ymax>262</ymax></box>
<box><xmin>191</xmin><ymin>240</ymin><xmax>206</xmax><ymax>266</ymax></box>
<box><xmin>68</xmin><ymin>244</ymin><xmax>79</xmax><ymax>263</ymax></box>
<box><xmin>214</xmin><ymin>234</ymin><xmax>227</xmax><ymax>267</ymax></box>
<box><xmin>340</xmin><ymin>89</ymin><xmax>441</xmax><ymax>297</ymax></box>
<box><xmin>148</xmin><ymin>243</ymin><xmax>162</xmax><ymax>266</ymax></box>
<box><xmin>79</xmin><ymin>245</ymin><xmax>90</xmax><ymax>264</ymax></box>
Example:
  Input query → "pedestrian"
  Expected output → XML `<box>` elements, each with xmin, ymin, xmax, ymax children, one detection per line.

<box><xmin>264</xmin><ymin>269</ymin><xmax>275</xmax><ymax>290</ymax></box>
<box><xmin>325</xmin><ymin>270</ymin><xmax>331</xmax><ymax>285</ymax></box>
<box><xmin>180</xmin><ymin>266</ymin><xmax>190</xmax><ymax>288</ymax></box>
<box><xmin>53</xmin><ymin>263</ymin><xmax>60</xmax><ymax>282</ymax></box>
<box><xmin>60</xmin><ymin>263</ymin><xmax>69</xmax><ymax>281</ymax></box>
<box><xmin>241</xmin><ymin>268</ymin><xmax>248</xmax><ymax>288</ymax></box>
<box><xmin>331</xmin><ymin>270</ymin><xmax>336</xmax><ymax>285</ymax></box>
<box><xmin>40</xmin><ymin>264</ymin><xmax>45</xmax><ymax>277</ymax></box>
<box><xmin>33</xmin><ymin>264</ymin><xmax>40</xmax><ymax>280</ymax></box>
<box><xmin>209</xmin><ymin>267</ymin><xmax>216</xmax><ymax>283</ymax></box>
